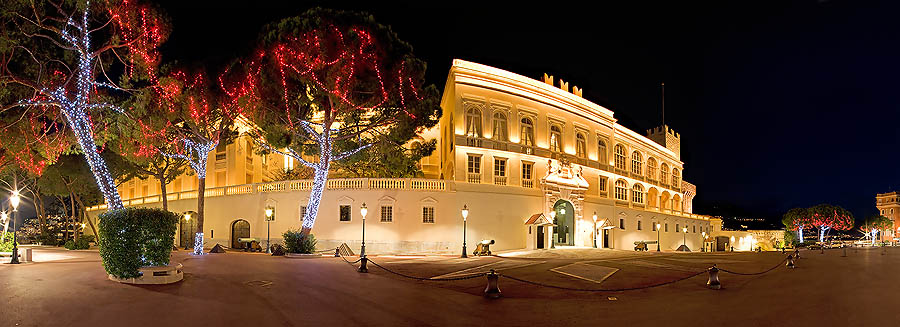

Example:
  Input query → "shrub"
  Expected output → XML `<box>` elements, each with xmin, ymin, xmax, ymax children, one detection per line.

<box><xmin>64</xmin><ymin>235</ymin><xmax>94</xmax><ymax>250</ymax></box>
<box><xmin>39</xmin><ymin>231</ymin><xmax>59</xmax><ymax>246</ymax></box>
<box><xmin>283</xmin><ymin>229</ymin><xmax>316</xmax><ymax>254</ymax></box>
<box><xmin>98</xmin><ymin>208</ymin><xmax>178</xmax><ymax>279</ymax></box>
<box><xmin>0</xmin><ymin>232</ymin><xmax>13</xmax><ymax>252</ymax></box>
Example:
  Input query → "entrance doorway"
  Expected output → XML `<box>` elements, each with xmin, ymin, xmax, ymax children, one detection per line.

<box><xmin>602</xmin><ymin>229</ymin><xmax>610</xmax><ymax>248</ymax></box>
<box><xmin>552</xmin><ymin>200</ymin><xmax>575</xmax><ymax>246</ymax></box>
<box><xmin>179</xmin><ymin>212</ymin><xmax>198</xmax><ymax>249</ymax></box>
<box><xmin>537</xmin><ymin>226</ymin><xmax>545</xmax><ymax>249</ymax></box>
<box><xmin>231</xmin><ymin>219</ymin><xmax>250</xmax><ymax>249</ymax></box>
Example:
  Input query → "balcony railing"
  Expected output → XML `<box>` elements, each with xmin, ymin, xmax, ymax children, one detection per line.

<box><xmin>522</xmin><ymin>179</ymin><xmax>534</xmax><ymax>188</ymax></box>
<box><xmin>87</xmin><ymin>177</ymin><xmax>448</xmax><ymax>211</ymax></box>
<box><xmin>467</xmin><ymin>173</ymin><xmax>482</xmax><ymax>184</ymax></box>
<box><xmin>494</xmin><ymin>176</ymin><xmax>507</xmax><ymax>186</ymax></box>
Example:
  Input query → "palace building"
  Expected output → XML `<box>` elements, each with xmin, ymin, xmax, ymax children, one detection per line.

<box><xmin>88</xmin><ymin>59</ymin><xmax>714</xmax><ymax>254</ymax></box>
<box><xmin>876</xmin><ymin>192</ymin><xmax>900</xmax><ymax>241</ymax></box>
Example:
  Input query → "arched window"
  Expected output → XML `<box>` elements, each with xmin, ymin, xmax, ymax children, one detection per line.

<box><xmin>597</xmin><ymin>139</ymin><xmax>608</xmax><ymax>163</ymax></box>
<box><xmin>615</xmin><ymin>180</ymin><xmax>628</xmax><ymax>201</ymax></box>
<box><xmin>632</xmin><ymin>184</ymin><xmax>644</xmax><ymax>204</ymax></box>
<box><xmin>614</xmin><ymin>144</ymin><xmax>626</xmax><ymax>170</ymax></box>
<box><xmin>520</xmin><ymin>117</ymin><xmax>534</xmax><ymax>146</ymax></box>
<box><xmin>492</xmin><ymin>112</ymin><xmax>507</xmax><ymax>142</ymax></box>
<box><xmin>465</xmin><ymin>108</ymin><xmax>482</xmax><ymax>138</ymax></box>
<box><xmin>549</xmin><ymin>125</ymin><xmax>563</xmax><ymax>152</ymax></box>
<box><xmin>647</xmin><ymin>157</ymin><xmax>658</xmax><ymax>180</ymax></box>
<box><xmin>672</xmin><ymin>168</ymin><xmax>680</xmax><ymax>187</ymax></box>
<box><xmin>660</xmin><ymin>163</ymin><xmax>669</xmax><ymax>185</ymax></box>
<box><xmin>631</xmin><ymin>151</ymin><xmax>643</xmax><ymax>175</ymax></box>
<box><xmin>575</xmin><ymin>133</ymin><xmax>586</xmax><ymax>158</ymax></box>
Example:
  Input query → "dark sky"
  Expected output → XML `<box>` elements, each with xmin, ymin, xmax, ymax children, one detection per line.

<box><xmin>151</xmin><ymin>0</ymin><xmax>899</xmax><ymax>223</ymax></box>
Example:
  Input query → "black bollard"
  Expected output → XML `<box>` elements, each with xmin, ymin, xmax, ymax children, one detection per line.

<box><xmin>707</xmin><ymin>265</ymin><xmax>721</xmax><ymax>290</ymax></box>
<box><xmin>484</xmin><ymin>269</ymin><xmax>502</xmax><ymax>298</ymax></box>
<box><xmin>842</xmin><ymin>247</ymin><xmax>847</xmax><ymax>257</ymax></box>
<box><xmin>820</xmin><ymin>246</ymin><xmax>824</xmax><ymax>254</ymax></box>
<box><xmin>786</xmin><ymin>254</ymin><xmax>795</xmax><ymax>269</ymax></box>
<box><xmin>358</xmin><ymin>256</ymin><xmax>369</xmax><ymax>273</ymax></box>
<box><xmin>334</xmin><ymin>248</ymin><xmax>340</xmax><ymax>257</ymax></box>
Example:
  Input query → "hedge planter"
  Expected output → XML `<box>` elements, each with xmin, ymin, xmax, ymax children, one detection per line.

<box><xmin>98</xmin><ymin>208</ymin><xmax>178</xmax><ymax>281</ymax></box>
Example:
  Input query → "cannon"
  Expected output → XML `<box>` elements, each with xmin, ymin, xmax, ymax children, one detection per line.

<box><xmin>474</xmin><ymin>239</ymin><xmax>495</xmax><ymax>256</ymax></box>
<box><xmin>634</xmin><ymin>240</ymin><xmax>658</xmax><ymax>252</ymax></box>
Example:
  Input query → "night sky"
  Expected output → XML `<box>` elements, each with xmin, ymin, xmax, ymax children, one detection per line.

<box><xmin>148</xmin><ymin>1</ymin><xmax>900</xmax><ymax>223</ymax></box>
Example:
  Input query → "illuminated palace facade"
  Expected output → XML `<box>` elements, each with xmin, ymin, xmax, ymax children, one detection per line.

<box><xmin>88</xmin><ymin>60</ymin><xmax>713</xmax><ymax>254</ymax></box>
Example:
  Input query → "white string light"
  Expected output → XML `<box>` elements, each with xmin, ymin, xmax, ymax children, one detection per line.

<box><xmin>19</xmin><ymin>1</ymin><xmax>124</xmax><ymax>210</ymax></box>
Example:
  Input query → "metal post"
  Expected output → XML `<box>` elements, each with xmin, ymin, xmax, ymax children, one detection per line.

<box><xmin>707</xmin><ymin>265</ymin><xmax>721</xmax><ymax>290</ymax></box>
<box><xmin>461</xmin><ymin>218</ymin><xmax>468</xmax><ymax>258</ymax></box>
<box><xmin>842</xmin><ymin>246</ymin><xmax>847</xmax><ymax>257</ymax></box>
<box><xmin>357</xmin><ymin>256</ymin><xmax>368</xmax><ymax>273</ymax></box>
<box><xmin>266</xmin><ymin>219</ymin><xmax>271</xmax><ymax>254</ymax></box>
<box><xmin>361</xmin><ymin>215</ymin><xmax>366</xmax><ymax>258</ymax></box>
<box><xmin>484</xmin><ymin>269</ymin><xmax>502</xmax><ymax>298</ymax></box>
<box><xmin>9</xmin><ymin>209</ymin><xmax>19</xmax><ymax>264</ymax></box>
<box><xmin>657</xmin><ymin>224</ymin><xmax>661</xmax><ymax>252</ymax></box>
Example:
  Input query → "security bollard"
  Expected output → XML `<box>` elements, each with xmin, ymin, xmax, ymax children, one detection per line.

<box><xmin>820</xmin><ymin>247</ymin><xmax>824</xmax><ymax>254</ymax></box>
<box><xmin>358</xmin><ymin>256</ymin><xmax>369</xmax><ymax>273</ymax></box>
<box><xmin>786</xmin><ymin>254</ymin><xmax>795</xmax><ymax>269</ymax></box>
<box><xmin>484</xmin><ymin>269</ymin><xmax>502</xmax><ymax>299</ymax></box>
<box><xmin>707</xmin><ymin>265</ymin><xmax>721</xmax><ymax>290</ymax></box>
<box><xmin>842</xmin><ymin>247</ymin><xmax>847</xmax><ymax>257</ymax></box>
<box><xmin>334</xmin><ymin>248</ymin><xmax>340</xmax><ymax>257</ymax></box>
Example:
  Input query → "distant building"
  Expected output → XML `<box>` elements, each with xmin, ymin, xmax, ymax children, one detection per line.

<box><xmin>876</xmin><ymin>191</ymin><xmax>900</xmax><ymax>241</ymax></box>
<box><xmin>88</xmin><ymin>60</ymin><xmax>714</xmax><ymax>254</ymax></box>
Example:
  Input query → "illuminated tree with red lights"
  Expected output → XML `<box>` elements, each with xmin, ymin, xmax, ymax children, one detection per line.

<box><xmin>0</xmin><ymin>0</ymin><xmax>168</xmax><ymax>211</ymax></box>
<box><xmin>860</xmin><ymin>215</ymin><xmax>892</xmax><ymax>245</ymax></box>
<box><xmin>806</xmin><ymin>204</ymin><xmax>853</xmax><ymax>243</ymax></box>
<box><xmin>144</xmin><ymin>69</ymin><xmax>238</xmax><ymax>254</ymax></box>
<box><xmin>230</xmin><ymin>8</ymin><xmax>440</xmax><ymax>237</ymax></box>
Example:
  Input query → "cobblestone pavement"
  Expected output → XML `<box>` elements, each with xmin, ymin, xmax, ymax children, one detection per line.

<box><xmin>1</xmin><ymin>246</ymin><xmax>897</xmax><ymax>326</ymax></box>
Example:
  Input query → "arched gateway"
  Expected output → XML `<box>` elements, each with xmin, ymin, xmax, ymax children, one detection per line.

<box><xmin>231</xmin><ymin>219</ymin><xmax>250</xmax><ymax>249</ymax></box>
<box><xmin>541</xmin><ymin>159</ymin><xmax>590</xmax><ymax>247</ymax></box>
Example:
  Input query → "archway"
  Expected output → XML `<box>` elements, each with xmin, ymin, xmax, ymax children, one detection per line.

<box><xmin>231</xmin><ymin>219</ymin><xmax>250</xmax><ymax>249</ymax></box>
<box><xmin>647</xmin><ymin>187</ymin><xmax>659</xmax><ymax>210</ymax></box>
<box><xmin>553</xmin><ymin>200</ymin><xmax>576</xmax><ymax>246</ymax></box>
<box><xmin>179</xmin><ymin>211</ymin><xmax>198</xmax><ymax>249</ymax></box>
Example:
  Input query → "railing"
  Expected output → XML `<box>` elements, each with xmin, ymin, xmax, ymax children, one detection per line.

<box><xmin>522</xmin><ymin>179</ymin><xmax>534</xmax><ymax>188</ymax></box>
<box><xmin>494</xmin><ymin>176</ymin><xmax>507</xmax><ymax>186</ymax></box>
<box><xmin>467</xmin><ymin>173</ymin><xmax>482</xmax><ymax>184</ymax></box>
<box><xmin>87</xmin><ymin>177</ymin><xmax>448</xmax><ymax>211</ymax></box>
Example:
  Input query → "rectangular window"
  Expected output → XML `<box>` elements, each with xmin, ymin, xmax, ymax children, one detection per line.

<box><xmin>676</xmin><ymin>224</ymin><xmax>680</xmax><ymax>233</ymax></box>
<box><xmin>665</xmin><ymin>223</ymin><xmax>669</xmax><ymax>232</ymax></box>
<box><xmin>339</xmin><ymin>205</ymin><xmax>351</xmax><ymax>221</ymax></box>
<box><xmin>693</xmin><ymin>225</ymin><xmax>696</xmax><ymax>233</ymax></box>
<box><xmin>380</xmin><ymin>206</ymin><xmax>393</xmax><ymax>222</ymax></box>
<box><xmin>619</xmin><ymin>218</ymin><xmax>625</xmax><ymax>229</ymax></box>
<box><xmin>246</xmin><ymin>174</ymin><xmax>253</xmax><ymax>184</ymax></box>
<box><xmin>301</xmin><ymin>206</ymin><xmax>307</xmax><ymax>219</ymax></box>
<box><xmin>637</xmin><ymin>221</ymin><xmax>642</xmax><ymax>230</ymax></box>
<box><xmin>599</xmin><ymin>176</ymin><xmax>607</xmax><ymax>192</ymax></box>
<box><xmin>522</xmin><ymin>162</ymin><xmax>534</xmax><ymax>188</ymax></box>
<box><xmin>494</xmin><ymin>158</ymin><xmax>507</xmax><ymax>185</ymax></box>
<box><xmin>422</xmin><ymin>207</ymin><xmax>435</xmax><ymax>224</ymax></box>
<box><xmin>467</xmin><ymin>155</ymin><xmax>481</xmax><ymax>183</ymax></box>
<box><xmin>652</xmin><ymin>222</ymin><xmax>657</xmax><ymax>231</ymax></box>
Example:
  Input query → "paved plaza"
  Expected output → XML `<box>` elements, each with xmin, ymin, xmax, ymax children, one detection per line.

<box><xmin>2</xmin><ymin>246</ymin><xmax>898</xmax><ymax>326</ymax></box>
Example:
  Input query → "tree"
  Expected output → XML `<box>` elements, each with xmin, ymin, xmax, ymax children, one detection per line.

<box><xmin>230</xmin><ymin>8</ymin><xmax>441</xmax><ymax>237</ymax></box>
<box><xmin>0</xmin><ymin>0</ymin><xmax>168</xmax><ymax>211</ymax></box>
<box><xmin>807</xmin><ymin>204</ymin><xmax>853</xmax><ymax>243</ymax></box>
<box><xmin>861</xmin><ymin>215</ymin><xmax>892</xmax><ymax>245</ymax></box>
<box><xmin>782</xmin><ymin>207</ymin><xmax>811</xmax><ymax>243</ymax></box>
<box><xmin>150</xmin><ymin>69</ymin><xmax>237</xmax><ymax>254</ymax></box>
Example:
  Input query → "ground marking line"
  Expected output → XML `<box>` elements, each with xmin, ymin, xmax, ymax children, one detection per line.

<box><xmin>549</xmin><ymin>263</ymin><xmax>619</xmax><ymax>284</ymax></box>
<box><xmin>430</xmin><ymin>260</ymin><xmax>545</xmax><ymax>279</ymax></box>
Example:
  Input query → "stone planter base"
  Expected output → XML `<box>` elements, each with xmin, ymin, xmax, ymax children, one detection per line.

<box><xmin>110</xmin><ymin>263</ymin><xmax>184</xmax><ymax>284</ymax></box>
<box><xmin>284</xmin><ymin>253</ymin><xmax>322</xmax><ymax>259</ymax></box>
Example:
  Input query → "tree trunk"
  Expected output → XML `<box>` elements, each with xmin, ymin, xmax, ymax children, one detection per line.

<box><xmin>69</xmin><ymin>191</ymin><xmax>77</xmax><ymax>241</ymax></box>
<box><xmin>157</xmin><ymin>172</ymin><xmax>168</xmax><ymax>211</ymax></box>
<box><xmin>56</xmin><ymin>195</ymin><xmax>68</xmax><ymax>243</ymax></box>
<box><xmin>195</xmin><ymin>177</ymin><xmax>206</xmax><ymax>254</ymax></box>
<box><xmin>300</xmin><ymin>166</ymin><xmax>329</xmax><ymax>239</ymax></box>
<box><xmin>74</xmin><ymin>195</ymin><xmax>99</xmax><ymax>243</ymax></box>
<box><xmin>798</xmin><ymin>228</ymin><xmax>804</xmax><ymax>243</ymax></box>
<box><xmin>69</xmin><ymin>118</ymin><xmax>124</xmax><ymax>211</ymax></box>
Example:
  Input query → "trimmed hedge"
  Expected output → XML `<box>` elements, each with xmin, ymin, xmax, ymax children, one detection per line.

<box><xmin>0</xmin><ymin>231</ymin><xmax>13</xmax><ymax>252</ymax></box>
<box><xmin>283</xmin><ymin>229</ymin><xmax>316</xmax><ymax>254</ymax></box>
<box><xmin>98</xmin><ymin>208</ymin><xmax>178</xmax><ymax>279</ymax></box>
<box><xmin>64</xmin><ymin>235</ymin><xmax>94</xmax><ymax>250</ymax></box>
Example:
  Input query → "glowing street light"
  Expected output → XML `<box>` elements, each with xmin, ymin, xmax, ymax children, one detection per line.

<box><xmin>657</xmin><ymin>223</ymin><xmax>662</xmax><ymax>251</ymax></box>
<box><xmin>592</xmin><ymin>212</ymin><xmax>598</xmax><ymax>248</ymax></box>
<box><xmin>264</xmin><ymin>205</ymin><xmax>275</xmax><ymax>254</ymax></box>
<box><xmin>461</xmin><ymin>204</ymin><xmax>469</xmax><ymax>258</ymax></box>
<box><xmin>9</xmin><ymin>190</ymin><xmax>22</xmax><ymax>264</ymax></box>
<box><xmin>730</xmin><ymin>235</ymin><xmax>736</xmax><ymax>252</ymax></box>
<box><xmin>701</xmin><ymin>231</ymin><xmax>707</xmax><ymax>252</ymax></box>
<box><xmin>549</xmin><ymin>210</ymin><xmax>556</xmax><ymax>249</ymax></box>
<box><xmin>360</xmin><ymin>203</ymin><xmax>368</xmax><ymax>258</ymax></box>
<box><xmin>682</xmin><ymin>227</ymin><xmax>688</xmax><ymax>249</ymax></box>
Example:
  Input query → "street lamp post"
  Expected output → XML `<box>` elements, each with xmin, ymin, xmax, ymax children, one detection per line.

<box><xmin>592</xmin><ymin>212</ymin><xmax>598</xmax><ymax>248</ymax></box>
<box><xmin>183</xmin><ymin>213</ymin><xmax>192</xmax><ymax>250</ymax></box>
<box><xmin>360</xmin><ymin>203</ymin><xmax>368</xmax><ymax>257</ymax></box>
<box><xmin>9</xmin><ymin>190</ymin><xmax>21</xmax><ymax>264</ymax></box>
<box><xmin>461</xmin><ymin>205</ymin><xmax>468</xmax><ymax>258</ymax></box>
<box><xmin>701</xmin><ymin>232</ymin><xmax>707</xmax><ymax>252</ymax></box>
<box><xmin>264</xmin><ymin>206</ymin><xmax>275</xmax><ymax>254</ymax></box>
<box><xmin>730</xmin><ymin>236</ymin><xmax>735</xmax><ymax>252</ymax></box>
<box><xmin>682</xmin><ymin>227</ymin><xmax>687</xmax><ymax>250</ymax></box>
<box><xmin>656</xmin><ymin>223</ymin><xmax>661</xmax><ymax>252</ymax></box>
